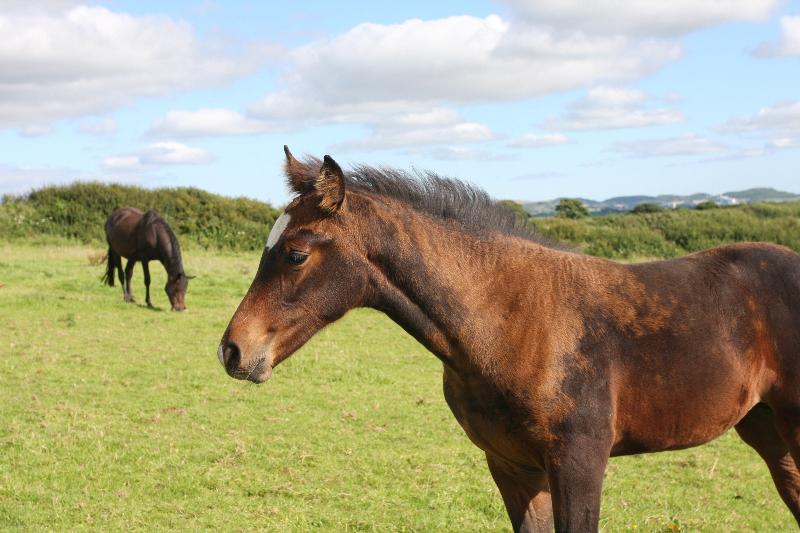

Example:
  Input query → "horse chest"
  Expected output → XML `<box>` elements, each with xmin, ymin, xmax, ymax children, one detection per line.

<box><xmin>442</xmin><ymin>369</ymin><xmax>550</xmax><ymax>466</ymax></box>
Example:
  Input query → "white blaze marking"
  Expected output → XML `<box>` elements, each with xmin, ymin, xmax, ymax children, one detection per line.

<box><xmin>266</xmin><ymin>212</ymin><xmax>291</xmax><ymax>250</ymax></box>
<box><xmin>217</xmin><ymin>344</ymin><xmax>225</xmax><ymax>367</ymax></box>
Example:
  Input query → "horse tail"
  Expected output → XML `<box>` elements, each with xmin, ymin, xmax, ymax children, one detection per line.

<box><xmin>102</xmin><ymin>247</ymin><xmax>116</xmax><ymax>287</ymax></box>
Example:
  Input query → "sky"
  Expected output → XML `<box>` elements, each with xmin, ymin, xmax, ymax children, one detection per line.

<box><xmin>0</xmin><ymin>1</ymin><xmax>798</xmax><ymax>206</ymax></box>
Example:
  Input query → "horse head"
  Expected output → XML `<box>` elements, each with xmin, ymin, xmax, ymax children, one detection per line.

<box><xmin>218</xmin><ymin>147</ymin><xmax>371</xmax><ymax>382</ymax></box>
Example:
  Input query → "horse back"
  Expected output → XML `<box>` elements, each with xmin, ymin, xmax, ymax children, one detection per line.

<box><xmin>105</xmin><ymin>207</ymin><xmax>159</xmax><ymax>259</ymax></box>
<box><xmin>599</xmin><ymin>242</ymin><xmax>800</xmax><ymax>454</ymax></box>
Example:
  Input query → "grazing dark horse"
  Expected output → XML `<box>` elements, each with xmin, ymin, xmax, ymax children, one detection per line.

<box><xmin>103</xmin><ymin>207</ymin><xmax>189</xmax><ymax>311</ymax></box>
<box><xmin>218</xmin><ymin>147</ymin><xmax>800</xmax><ymax>532</ymax></box>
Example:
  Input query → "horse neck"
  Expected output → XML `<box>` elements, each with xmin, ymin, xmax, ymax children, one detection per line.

<box><xmin>156</xmin><ymin>225</ymin><xmax>183</xmax><ymax>277</ymax></box>
<box><xmin>360</xmin><ymin>198</ymin><xmax>567</xmax><ymax>375</ymax></box>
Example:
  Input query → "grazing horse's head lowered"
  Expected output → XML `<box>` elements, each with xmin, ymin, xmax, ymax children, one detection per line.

<box><xmin>166</xmin><ymin>272</ymin><xmax>189</xmax><ymax>311</ymax></box>
<box><xmin>218</xmin><ymin>147</ymin><xmax>371</xmax><ymax>382</ymax></box>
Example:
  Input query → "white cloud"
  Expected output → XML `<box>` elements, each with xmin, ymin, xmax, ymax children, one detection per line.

<box><xmin>0</xmin><ymin>5</ymin><xmax>273</xmax><ymax>129</ymax></box>
<box><xmin>754</xmin><ymin>16</ymin><xmax>800</xmax><ymax>57</ymax></box>
<box><xmin>18</xmin><ymin>124</ymin><xmax>52</xmax><ymax>137</ymax></box>
<box><xmin>149</xmin><ymin>109</ymin><xmax>273</xmax><ymax>137</ymax></box>
<box><xmin>503</xmin><ymin>0</ymin><xmax>778</xmax><ymax>36</ymax></box>
<box><xmin>613</xmin><ymin>134</ymin><xmax>728</xmax><ymax>158</ymax></box>
<box><xmin>767</xmin><ymin>137</ymin><xmax>799</xmax><ymax>149</ymax></box>
<box><xmin>331</xmin><ymin>108</ymin><xmax>493</xmax><ymax>151</ymax></box>
<box><xmin>0</xmin><ymin>163</ymin><xmax>85</xmax><ymax>195</ymax></box>
<box><xmin>711</xmin><ymin>101</ymin><xmax>800</xmax><ymax>159</ymax></box>
<box><xmin>720</xmin><ymin>101</ymin><xmax>800</xmax><ymax>135</ymax></box>
<box><xmin>336</xmin><ymin>120</ymin><xmax>494</xmax><ymax>151</ymax></box>
<box><xmin>0</xmin><ymin>1</ymin><xmax>77</xmax><ymax>11</ymax></box>
<box><xmin>78</xmin><ymin>117</ymin><xmax>116</xmax><ymax>136</ymax></box>
<box><xmin>427</xmin><ymin>147</ymin><xmax>495</xmax><ymax>160</ymax></box>
<box><xmin>248</xmin><ymin>15</ymin><xmax>680</xmax><ymax>126</ymax></box>
<box><xmin>0</xmin><ymin>161</ymin><xmax>169</xmax><ymax>195</ymax></box>
<box><xmin>508</xmin><ymin>133</ymin><xmax>570</xmax><ymax>148</ymax></box>
<box><xmin>102</xmin><ymin>142</ymin><xmax>213</xmax><ymax>171</ymax></box>
<box><xmin>149</xmin><ymin>5</ymin><xmax>771</xmax><ymax>154</ymax></box>
<box><xmin>544</xmin><ymin>86</ymin><xmax>684</xmax><ymax>130</ymax></box>
<box><xmin>235</xmin><ymin>14</ymin><xmax>683</xmax><ymax>152</ymax></box>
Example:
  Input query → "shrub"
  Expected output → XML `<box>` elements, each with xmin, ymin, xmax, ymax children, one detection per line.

<box><xmin>536</xmin><ymin>201</ymin><xmax>800</xmax><ymax>260</ymax></box>
<box><xmin>1</xmin><ymin>182</ymin><xmax>282</xmax><ymax>251</ymax></box>
<box><xmin>555</xmin><ymin>198</ymin><xmax>590</xmax><ymax>219</ymax></box>
<box><xmin>695</xmin><ymin>201</ymin><xmax>718</xmax><ymax>210</ymax></box>
<box><xmin>630</xmin><ymin>202</ymin><xmax>663</xmax><ymax>214</ymax></box>
<box><xmin>3</xmin><ymin>182</ymin><xmax>799</xmax><ymax>260</ymax></box>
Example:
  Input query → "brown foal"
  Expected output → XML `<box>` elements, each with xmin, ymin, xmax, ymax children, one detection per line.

<box><xmin>218</xmin><ymin>147</ymin><xmax>800</xmax><ymax>532</ymax></box>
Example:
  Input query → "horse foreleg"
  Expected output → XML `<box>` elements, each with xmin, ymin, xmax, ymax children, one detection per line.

<box><xmin>142</xmin><ymin>261</ymin><xmax>152</xmax><ymax>307</ymax></box>
<box><xmin>124</xmin><ymin>259</ymin><xmax>136</xmax><ymax>303</ymax></box>
<box><xmin>487</xmin><ymin>454</ymin><xmax>552</xmax><ymax>532</ymax></box>
<box><xmin>546</xmin><ymin>435</ymin><xmax>610</xmax><ymax>533</ymax></box>
<box><xmin>735</xmin><ymin>403</ymin><xmax>800</xmax><ymax>525</ymax></box>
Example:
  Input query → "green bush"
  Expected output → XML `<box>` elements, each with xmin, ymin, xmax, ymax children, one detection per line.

<box><xmin>630</xmin><ymin>202</ymin><xmax>663</xmax><ymax>214</ymax></box>
<box><xmin>0</xmin><ymin>182</ymin><xmax>282</xmax><ymax>251</ymax></box>
<box><xmin>695</xmin><ymin>201</ymin><xmax>718</xmax><ymax>210</ymax></box>
<box><xmin>3</xmin><ymin>182</ymin><xmax>799</xmax><ymax>260</ymax></box>
<box><xmin>555</xmin><ymin>198</ymin><xmax>590</xmax><ymax>219</ymax></box>
<box><xmin>534</xmin><ymin>202</ymin><xmax>800</xmax><ymax>260</ymax></box>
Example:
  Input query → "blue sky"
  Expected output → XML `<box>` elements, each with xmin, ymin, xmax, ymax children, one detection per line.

<box><xmin>1</xmin><ymin>1</ymin><xmax>798</xmax><ymax>205</ymax></box>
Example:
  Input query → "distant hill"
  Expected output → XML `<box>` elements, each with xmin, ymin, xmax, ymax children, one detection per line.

<box><xmin>522</xmin><ymin>187</ymin><xmax>800</xmax><ymax>216</ymax></box>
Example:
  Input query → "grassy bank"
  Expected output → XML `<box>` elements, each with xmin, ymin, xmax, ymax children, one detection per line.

<box><xmin>0</xmin><ymin>183</ymin><xmax>281</xmax><ymax>251</ymax></box>
<box><xmin>2</xmin><ymin>183</ymin><xmax>799</xmax><ymax>260</ymax></box>
<box><xmin>0</xmin><ymin>243</ymin><xmax>794</xmax><ymax>531</ymax></box>
<box><xmin>531</xmin><ymin>201</ymin><xmax>800</xmax><ymax>260</ymax></box>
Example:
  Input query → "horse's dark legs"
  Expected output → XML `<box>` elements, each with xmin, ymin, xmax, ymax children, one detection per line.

<box><xmin>486</xmin><ymin>454</ymin><xmax>553</xmax><ymax>532</ymax></box>
<box><xmin>142</xmin><ymin>261</ymin><xmax>152</xmax><ymax>307</ymax></box>
<box><xmin>115</xmin><ymin>254</ymin><xmax>124</xmax><ymax>291</ymax></box>
<box><xmin>546</xmin><ymin>437</ymin><xmax>610</xmax><ymax>533</ymax></box>
<box><xmin>735</xmin><ymin>403</ymin><xmax>800</xmax><ymax>525</ymax></box>
<box><xmin>124</xmin><ymin>259</ymin><xmax>136</xmax><ymax>303</ymax></box>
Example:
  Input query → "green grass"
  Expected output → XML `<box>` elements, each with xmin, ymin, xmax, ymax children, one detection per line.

<box><xmin>0</xmin><ymin>244</ymin><xmax>795</xmax><ymax>531</ymax></box>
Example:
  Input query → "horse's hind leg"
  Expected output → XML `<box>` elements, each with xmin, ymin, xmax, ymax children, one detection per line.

<box><xmin>142</xmin><ymin>261</ymin><xmax>152</xmax><ymax>307</ymax></box>
<box><xmin>735</xmin><ymin>403</ymin><xmax>800</xmax><ymax>525</ymax></box>
<box><xmin>123</xmin><ymin>259</ymin><xmax>136</xmax><ymax>303</ymax></box>
<box><xmin>115</xmin><ymin>254</ymin><xmax>124</xmax><ymax>292</ymax></box>
<box><xmin>486</xmin><ymin>454</ymin><xmax>553</xmax><ymax>532</ymax></box>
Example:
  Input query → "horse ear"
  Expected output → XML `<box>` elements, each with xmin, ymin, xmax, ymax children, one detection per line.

<box><xmin>316</xmin><ymin>155</ymin><xmax>346</xmax><ymax>214</ymax></box>
<box><xmin>284</xmin><ymin>145</ymin><xmax>314</xmax><ymax>195</ymax></box>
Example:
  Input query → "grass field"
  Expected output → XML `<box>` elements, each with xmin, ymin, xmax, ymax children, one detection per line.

<box><xmin>0</xmin><ymin>243</ymin><xmax>795</xmax><ymax>531</ymax></box>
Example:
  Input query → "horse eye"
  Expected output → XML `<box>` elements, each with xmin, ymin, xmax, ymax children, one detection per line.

<box><xmin>286</xmin><ymin>251</ymin><xmax>308</xmax><ymax>265</ymax></box>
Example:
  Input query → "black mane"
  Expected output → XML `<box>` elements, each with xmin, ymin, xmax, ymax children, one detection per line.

<box><xmin>296</xmin><ymin>156</ymin><xmax>563</xmax><ymax>249</ymax></box>
<box><xmin>142</xmin><ymin>209</ymin><xmax>184</xmax><ymax>272</ymax></box>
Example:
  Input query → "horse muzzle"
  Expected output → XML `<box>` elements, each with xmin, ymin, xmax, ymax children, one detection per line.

<box><xmin>216</xmin><ymin>341</ymin><xmax>273</xmax><ymax>383</ymax></box>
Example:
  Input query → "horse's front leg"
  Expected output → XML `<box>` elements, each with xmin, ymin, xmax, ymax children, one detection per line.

<box><xmin>546</xmin><ymin>434</ymin><xmax>611</xmax><ymax>533</ymax></box>
<box><xmin>142</xmin><ymin>261</ymin><xmax>152</xmax><ymax>307</ymax></box>
<box><xmin>124</xmin><ymin>259</ymin><xmax>136</xmax><ymax>303</ymax></box>
<box><xmin>487</xmin><ymin>454</ymin><xmax>553</xmax><ymax>532</ymax></box>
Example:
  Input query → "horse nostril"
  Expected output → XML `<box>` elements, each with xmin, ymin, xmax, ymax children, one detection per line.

<box><xmin>221</xmin><ymin>341</ymin><xmax>241</xmax><ymax>371</ymax></box>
